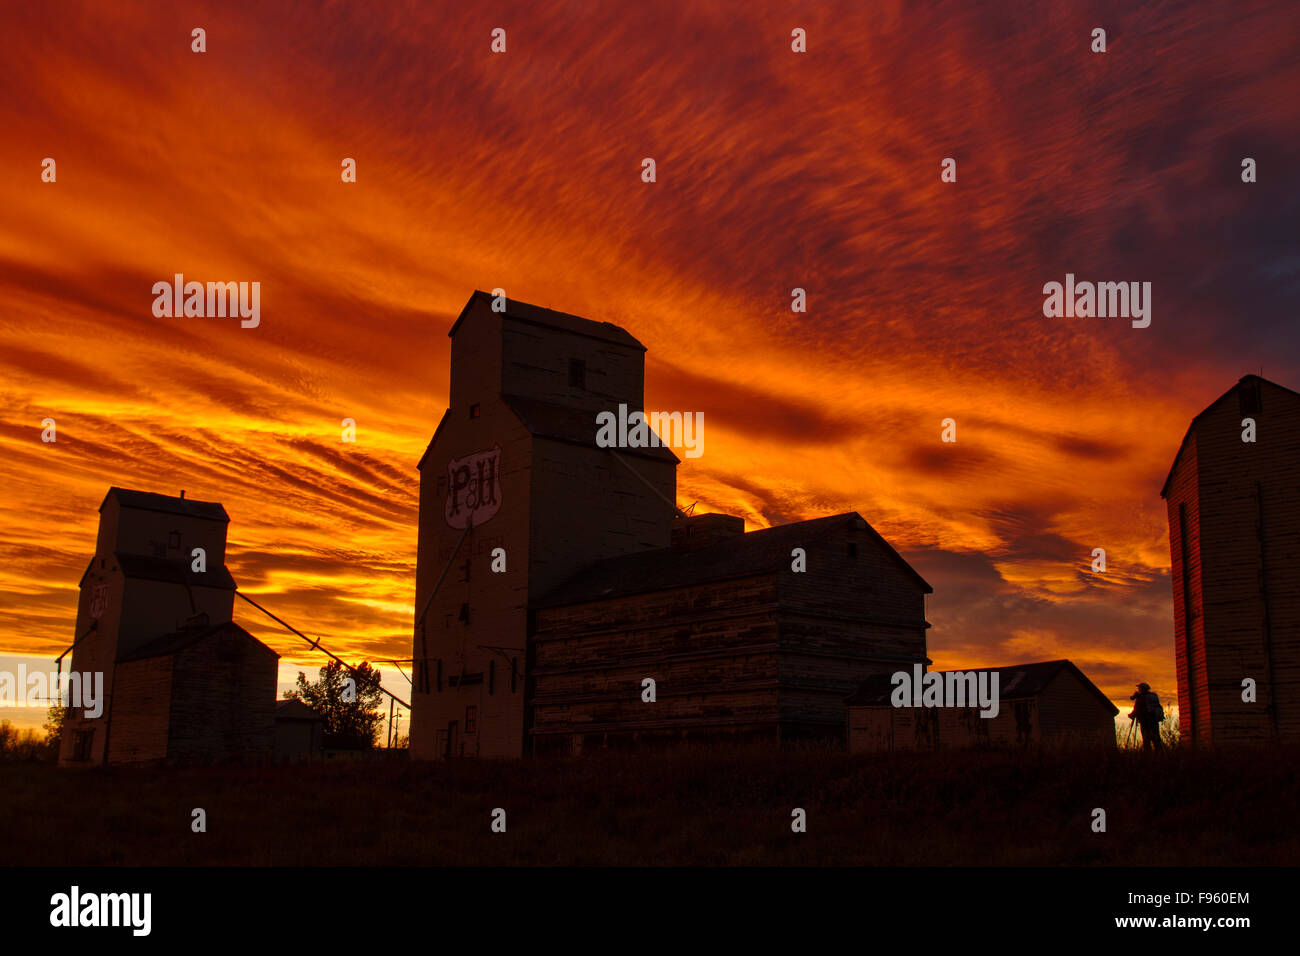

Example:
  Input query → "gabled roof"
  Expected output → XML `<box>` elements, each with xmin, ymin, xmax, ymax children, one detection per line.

<box><xmin>503</xmin><ymin>395</ymin><xmax>679</xmax><ymax>463</ymax></box>
<box><xmin>117</xmin><ymin>620</ymin><xmax>276</xmax><ymax>663</ymax></box>
<box><xmin>1160</xmin><ymin>375</ymin><xmax>1300</xmax><ymax>498</ymax></box>
<box><xmin>115</xmin><ymin>552</ymin><xmax>237</xmax><ymax>590</ymax></box>
<box><xmin>417</xmin><ymin>397</ymin><xmax>680</xmax><ymax>470</ymax></box>
<box><xmin>846</xmin><ymin>659</ymin><xmax>1119</xmax><ymax>715</ymax></box>
<box><xmin>536</xmin><ymin>512</ymin><xmax>931</xmax><ymax>607</ymax></box>
<box><xmin>275</xmin><ymin>698</ymin><xmax>324</xmax><ymax>721</ymax></box>
<box><xmin>102</xmin><ymin>487</ymin><xmax>228</xmax><ymax>522</ymax></box>
<box><xmin>416</xmin><ymin>408</ymin><xmax>452</xmax><ymax>472</ymax></box>
<box><xmin>448</xmin><ymin>290</ymin><xmax>645</xmax><ymax>350</ymax></box>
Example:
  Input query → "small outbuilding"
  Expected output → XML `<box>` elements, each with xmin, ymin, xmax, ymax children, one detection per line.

<box><xmin>846</xmin><ymin>659</ymin><xmax>1118</xmax><ymax>752</ymax></box>
<box><xmin>274</xmin><ymin>698</ymin><xmax>325</xmax><ymax>762</ymax></box>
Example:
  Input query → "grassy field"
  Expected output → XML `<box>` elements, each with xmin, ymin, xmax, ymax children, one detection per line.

<box><xmin>2</xmin><ymin>744</ymin><xmax>1296</xmax><ymax>866</ymax></box>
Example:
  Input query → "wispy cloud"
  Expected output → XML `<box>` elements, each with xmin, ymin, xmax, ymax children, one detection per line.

<box><xmin>1</xmin><ymin>0</ymin><xmax>1297</xmax><ymax>703</ymax></box>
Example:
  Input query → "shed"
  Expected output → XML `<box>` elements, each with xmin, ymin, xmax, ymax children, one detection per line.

<box><xmin>275</xmin><ymin>698</ymin><xmax>325</xmax><ymax>762</ymax></box>
<box><xmin>846</xmin><ymin>659</ymin><xmax>1118</xmax><ymax>752</ymax></box>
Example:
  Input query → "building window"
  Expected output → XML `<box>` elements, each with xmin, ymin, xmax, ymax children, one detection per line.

<box><xmin>458</xmin><ymin>602</ymin><xmax>471</xmax><ymax>625</ymax></box>
<box><xmin>469</xmin><ymin>403</ymin><xmax>481</xmax><ymax>419</ymax></box>
<box><xmin>465</xmin><ymin>706</ymin><xmax>477</xmax><ymax>734</ymax></box>
<box><xmin>569</xmin><ymin>358</ymin><xmax>586</xmax><ymax>389</ymax></box>
<box><xmin>847</xmin><ymin>542</ymin><xmax>858</xmax><ymax>558</ymax></box>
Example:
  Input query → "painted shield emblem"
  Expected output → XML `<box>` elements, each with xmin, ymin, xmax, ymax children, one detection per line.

<box><xmin>445</xmin><ymin>444</ymin><xmax>502</xmax><ymax>529</ymax></box>
<box><xmin>90</xmin><ymin>583</ymin><xmax>109</xmax><ymax>619</ymax></box>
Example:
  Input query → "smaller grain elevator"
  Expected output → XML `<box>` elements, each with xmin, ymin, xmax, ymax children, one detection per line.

<box><xmin>59</xmin><ymin>487</ymin><xmax>277</xmax><ymax>766</ymax></box>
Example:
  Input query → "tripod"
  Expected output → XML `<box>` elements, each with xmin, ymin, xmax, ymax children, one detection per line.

<box><xmin>1124</xmin><ymin>716</ymin><xmax>1138</xmax><ymax>748</ymax></box>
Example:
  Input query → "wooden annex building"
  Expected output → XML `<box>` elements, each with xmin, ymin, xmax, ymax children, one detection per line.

<box><xmin>410</xmin><ymin>291</ymin><xmax>933</xmax><ymax>758</ymax></box>
<box><xmin>59</xmin><ymin>488</ymin><xmax>279</xmax><ymax>766</ymax></box>
<box><xmin>845</xmin><ymin>659</ymin><xmax>1119</xmax><ymax>752</ymax></box>
<box><xmin>1161</xmin><ymin>374</ymin><xmax>1300</xmax><ymax>745</ymax></box>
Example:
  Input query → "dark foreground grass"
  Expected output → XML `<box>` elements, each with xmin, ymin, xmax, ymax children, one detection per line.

<box><xmin>2</xmin><ymin>744</ymin><xmax>1296</xmax><ymax>865</ymax></box>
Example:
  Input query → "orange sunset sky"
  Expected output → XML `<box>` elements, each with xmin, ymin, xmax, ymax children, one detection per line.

<box><xmin>2</xmin><ymin>0</ymin><xmax>1298</xmax><ymax>729</ymax></box>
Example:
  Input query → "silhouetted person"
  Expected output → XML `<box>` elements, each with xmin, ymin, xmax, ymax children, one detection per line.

<box><xmin>1128</xmin><ymin>682</ymin><xmax>1164</xmax><ymax>751</ymax></box>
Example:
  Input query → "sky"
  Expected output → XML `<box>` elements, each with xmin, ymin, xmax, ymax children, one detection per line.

<box><xmin>2</xmin><ymin>0</ymin><xmax>1298</xmax><ymax>732</ymax></box>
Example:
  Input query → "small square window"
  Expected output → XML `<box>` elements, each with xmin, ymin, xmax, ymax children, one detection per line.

<box><xmin>847</xmin><ymin>543</ymin><xmax>858</xmax><ymax>558</ymax></box>
<box><xmin>569</xmin><ymin>358</ymin><xmax>586</xmax><ymax>389</ymax></box>
<box><xmin>469</xmin><ymin>403</ymin><xmax>481</xmax><ymax>419</ymax></box>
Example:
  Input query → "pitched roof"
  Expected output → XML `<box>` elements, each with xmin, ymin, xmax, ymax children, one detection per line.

<box><xmin>536</xmin><ymin>512</ymin><xmax>930</xmax><ymax>607</ymax></box>
<box><xmin>116</xmin><ymin>620</ymin><xmax>276</xmax><ymax>663</ymax></box>
<box><xmin>846</xmin><ymin>659</ymin><xmax>1119</xmax><ymax>715</ymax></box>
<box><xmin>103</xmin><ymin>486</ymin><xmax>228</xmax><ymax>522</ymax></box>
<box><xmin>275</xmin><ymin>698</ymin><xmax>324</xmax><ymax>721</ymax></box>
<box><xmin>115</xmin><ymin>552</ymin><xmax>237</xmax><ymax>590</ymax></box>
<box><xmin>502</xmin><ymin>394</ymin><xmax>679</xmax><ymax>463</ymax></box>
<box><xmin>1160</xmin><ymin>374</ymin><xmax>1300</xmax><ymax>498</ymax></box>
<box><xmin>448</xmin><ymin>290</ymin><xmax>645</xmax><ymax>350</ymax></box>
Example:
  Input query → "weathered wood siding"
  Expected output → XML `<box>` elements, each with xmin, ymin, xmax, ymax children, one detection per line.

<box><xmin>1166</xmin><ymin>377</ymin><xmax>1300</xmax><ymax>744</ymax></box>
<box><xmin>60</xmin><ymin>493</ymin><xmax>237</xmax><ymax>767</ymax></box>
<box><xmin>777</xmin><ymin>522</ymin><xmax>930</xmax><ymax>741</ymax></box>
<box><xmin>1037</xmin><ymin>668</ymin><xmax>1118</xmax><ymax>746</ymax></box>
<box><xmin>1165</xmin><ymin>431</ymin><xmax>1208</xmax><ymax>742</ymax></box>
<box><xmin>850</xmin><ymin>672</ymin><xmax>1115</xmax><ymax>752</ymax></box>
<box><xmin>411</xmin><ymin>392</ymin><xmax>532</xmax><ymax>760</ymax></box>
<box><xmin>106</xmin><ymin>657</ymin><xmax>172</xmax><ymax>764</ymax></box>
<box><xmin>534</xmin><ymin>521</ymin><xmax>933</xmax><ymax>752</ymax></box>
<box><xmin>166</xmin><ymin>633</ymin><xmax>277</xmax><ymax>762</ymax></box>
<box><xmin>412</xmin><ymin>294</ymin><xmax>674</xmax><ymax>759</ymax></box>
<box><xmin>275</xmin><ymin>719</ymin><xmax>324</xmax><ymax>762</ymax></box>
<box><xmin>532</xmin><ymin>576</ymin><xmax>781</xmax><ymax>750</ymax></box>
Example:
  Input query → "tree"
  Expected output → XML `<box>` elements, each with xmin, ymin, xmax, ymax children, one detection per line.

<box><xmin>285</xmin><ymin>660</ymin><xmax>384</xmax><ymax>749</ymax></box>
<box><xmin>43</xmin><ymin>706</ymin><xmax>68</xmax><ymax>759</ymax></box>
<box><xmin>1</xmin><ymin>720</ymin><xmax>50</xmax><ymax>762</ymax></box>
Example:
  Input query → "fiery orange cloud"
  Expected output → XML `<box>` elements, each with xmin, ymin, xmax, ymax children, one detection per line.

<box><xmin>2</xmin><ymin>0</ymin><xmax>1298</xmax><ymax>722</ymax></box>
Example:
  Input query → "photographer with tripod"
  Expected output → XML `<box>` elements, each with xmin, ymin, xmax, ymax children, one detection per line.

<box><xmin>1127</xmin><ymin>681</ymin><xmax>1165</xmax><ymax>751</ymax></box>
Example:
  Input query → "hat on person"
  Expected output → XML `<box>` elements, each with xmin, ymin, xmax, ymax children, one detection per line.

<box><xmin>1136</xmin><ymin>682</ymin><xmax>1150</xmax><ymax>691</ymax></box>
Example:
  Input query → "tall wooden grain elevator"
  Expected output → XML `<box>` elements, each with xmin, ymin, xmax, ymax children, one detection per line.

<box><xmin>1161</xmin><ymin>374</ymin><xmax>1300</xmax><ymax>745</ymax></box>
<box><xmin>409</xmin><ymin>291</ymin><xmax>678</xmax><ymax>759</ymax></box>
<box><xmin>410</xmin><ymin>292</ymin><xmax>934</xmax><ymax>759</ymax></box>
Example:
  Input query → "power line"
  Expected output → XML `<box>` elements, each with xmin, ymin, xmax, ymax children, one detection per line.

<box><xmin>234</xmin><ymin>590</ymin><xmax>410</xmax><ymax>710</ymax></box>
